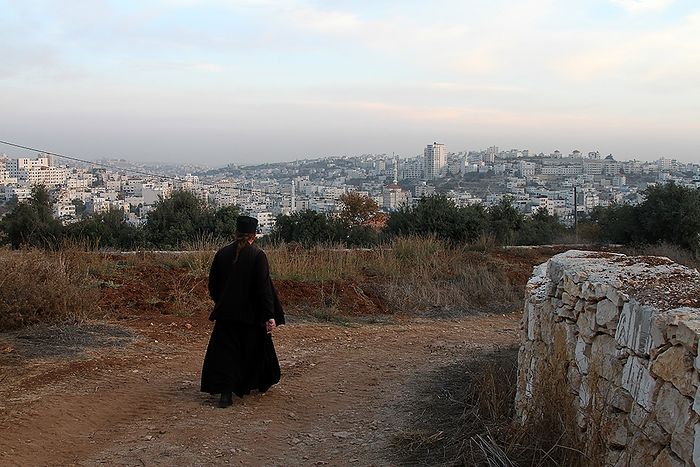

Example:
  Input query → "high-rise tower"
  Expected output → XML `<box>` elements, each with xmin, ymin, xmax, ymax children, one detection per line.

<box><xmin>423</xmin><ymin>142</ymin><xmax>446</xmax><ymax>180</ymax></box>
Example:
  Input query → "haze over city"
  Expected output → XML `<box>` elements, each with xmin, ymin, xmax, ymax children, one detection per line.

<box><xmin>2</xmin><ymin>0</ymin><xmax>699</xmax><ymax>164</ymax></box>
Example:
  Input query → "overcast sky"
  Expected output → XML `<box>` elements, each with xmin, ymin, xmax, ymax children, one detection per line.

<box><xmin>1</xmin><ymin>0</ymin><xmax>699</xmax><ymax>165</ymax></box>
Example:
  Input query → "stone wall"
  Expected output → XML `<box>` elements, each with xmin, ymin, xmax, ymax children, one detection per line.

<box><xmin>516</xmin><ymin>250</ymin><xmax>700</xmax><ymax>466</ymax></box>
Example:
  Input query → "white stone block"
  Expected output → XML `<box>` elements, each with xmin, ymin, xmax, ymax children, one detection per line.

<box><xmin>579</xmin><ymin>377</ymin><xmax>591</xmax><ymax>409</ymax></box>
<box><xmin>622</xmin><ymin>356</ymin><xmax>659</xmax><ymax>411</ymax></box>
<box><xmin>656</xmin><ymin>382</ymin><xmax>691</xmax><ymax>436</ymax></box>
<box><xmin>596</xmin><ymin>298</ymin><xmax>620</xmax><ymax>329</ymax></box>
<box><xmin>592</xmin><ymin>334</ymin><xmax>623</xmax><ymax>383</ymax></box>
<box><xmin>615</xmin><ymin>301</ymin><xmax>656</xmax><ymax>356</ymax></box>
<box><xmin>606</xmin><ymin>286</ymin><xmax>627</xmax><ymax>307</ymax></box>
<box><xmin>650</xmin><ymin>345</ymin><xmax>697</xmax><ymax>397</ymax></box>
<box><xmin>577</xmin><ymin>309</ymin><xmax>597</xmax><ymax>340</ymax></box>
<box><xmin>651</xmin><ymin>316</ymin><xmax>669</xmax><ymax>355</ymax></box>
<box><xmin>575</xmin><ymin>337</ymin><xmax>590</xmax><ymax>375</ymax></box>
<box><xmin>676</xmin><ymin>319</ymin><xmax>700</xmax><ymax>353</ymax></box>
<box><xmin>527</xmin><ymin>302</ymin><xmax>536</xmax><ymax>341</ymax></box>
<box><xmin>581</xmin><ymin>280</ymin><xmax>608</xmax><ymax>301</ymax></box>
<box><xmin>561</xmin><ymin>291</ymin><xmax>576</xmax><ymax>307</ymax></box>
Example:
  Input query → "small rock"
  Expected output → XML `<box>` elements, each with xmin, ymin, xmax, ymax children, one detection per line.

<box><xmin>332</xmin><ymin>431</ymin><xmax>352</xmax><ymax>439</ymax></box>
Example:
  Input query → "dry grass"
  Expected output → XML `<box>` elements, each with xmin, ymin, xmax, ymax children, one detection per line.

<box><xmin>267</xmin><ymin>236</ymin><xmax>526</xmax><ymax>314</ymax></box>
<box><xmin>267</xmin><ymin>243</ymin><xmax>368</xmax><ymax>281</ymax></box>
<box><xmin>0</xmin><ymin>248</ymin><xmax>102</xmax><ymax>331</ymax></box>
<box><xmin>394</xmin><ymin>348</ymin><xmax>585</xmax><ymax>466</ymax></box>
<box><xmin>0</xmin><ymin>237</ymin><xmax>537</xmax><ymax>330</ymax></box>
<box><xmin>621</xmin><ymin>242</ymin><xmax>700</xmax><ymax>270</ymax></box>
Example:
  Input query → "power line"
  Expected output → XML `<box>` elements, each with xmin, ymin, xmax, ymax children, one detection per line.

<box><xmin>0</xmin><ymin>139</ymin><xmax>185</xmax><ymax>181</ymax></box>
<box><xmin>0</xmin><ymin>139</ymin><xmax>279</xmax><ymax>196</ymax></box>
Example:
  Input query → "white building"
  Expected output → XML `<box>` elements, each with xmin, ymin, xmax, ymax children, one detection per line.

<box><xmin>382</xmin><ymin>184</ymin><xmax>409</xmax><ymax>210</ymax></box>
<box><xmin>423</xmin><ymin>142</ymin><xmax>447</xmax><ymax>180</ymax></box>
<box><xmin>3</xmin><ymin>154</ymin><xmax>68</xmax><ymax>188</ymax></box>
<box><xmin>2</xmin><ymin>185</ymin><xmax>32</xmax><ymax>201</ymax></box>
<box><xmin>401</xmin><ymin>157</ymin><xmax>423</xmax><ymax>180</ymax></box>
<box><xmin>253</xmin><ymin>211</ymin><xmax>275</xmax><ymax>234</ymax></box>
<box><xmin>519</xmin><ymin>161</ymin><xmax>536</xmax><ymax>177</ymax></box>
<box><xmin>5</xmin><ymin>155</ymin><xmax>50</xmax><ymax>178</ymax></box>
<box><xmin>414</xmin><ymin>182</ymin><xmax>435</xmax><ymax>198</ymax></box>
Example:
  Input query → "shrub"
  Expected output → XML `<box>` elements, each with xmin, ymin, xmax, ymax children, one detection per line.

<box><xmin>0</xmin><ymin>249</ymin><xmax>101</xmax><ymax>331</ymax></box>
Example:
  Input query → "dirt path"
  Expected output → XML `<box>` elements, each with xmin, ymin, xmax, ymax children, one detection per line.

<box><xmin>0</xmin><ymin>314</ymin><xmax>519</xmax><ymax>466</ymax></box>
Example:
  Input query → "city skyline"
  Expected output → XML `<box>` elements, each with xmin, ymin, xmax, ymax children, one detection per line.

<box><xmin>1</xmin><ymin>0</ymin><xmax>699</xmax><ymax>164</ymax></box>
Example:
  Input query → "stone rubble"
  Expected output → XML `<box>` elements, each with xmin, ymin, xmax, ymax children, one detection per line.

<box><xmin>516</xmin><ymin>250</ymin><xmax>700</xmax><ymax>466</ymax></box>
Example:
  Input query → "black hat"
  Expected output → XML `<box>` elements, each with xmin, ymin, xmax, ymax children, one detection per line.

<box><xmin>236</xmin><ymin>215</ymin><xmax>258</xmax><ymax>234</ymax></box>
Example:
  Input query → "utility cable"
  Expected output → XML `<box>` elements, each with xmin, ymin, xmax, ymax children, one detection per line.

<box><xmin>0</xmin><ymin>139</ymin><xmax>280</xmax><ymax>196</ymax></box>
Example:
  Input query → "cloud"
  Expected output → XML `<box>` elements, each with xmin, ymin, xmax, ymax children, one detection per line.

<box><xmin>430</xmin><ymin>82</ymin><xmax>524</xmax><ymax>93</ymax></box>
<box><xmin>609</xmin><ymin>0</ymin><xmax>675</xmax><ymax>12</ymax></box>
<box><xmin>557</xmin><ymin>11</ymin><xmax>700</xmax><ymax>90</ymax></box>
<box><xmin>286</xmin><ymin>6</ymin><xmax>361</xmax><ymax>34</ymax></box>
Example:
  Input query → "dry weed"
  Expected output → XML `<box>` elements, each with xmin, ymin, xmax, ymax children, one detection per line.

<box><xmin>394</xmin><ymin>348</ymin><xmax>585</xmax><ymax>466</ymax></box>
<box><xmin>0</xmin><ymin>249</ymin><xmax>101</xmax><ymax>331</ymax></box>
<box><xmin>622</xmin><ymin>242</ymin><xmax>699</xmax><ymax>270</ymax></box>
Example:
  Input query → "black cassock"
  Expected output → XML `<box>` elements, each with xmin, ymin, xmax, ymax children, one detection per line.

<box><xmin>201</xmin><ymin>242</ymin><xmax>285</xmax><ymax>397</ymax></box>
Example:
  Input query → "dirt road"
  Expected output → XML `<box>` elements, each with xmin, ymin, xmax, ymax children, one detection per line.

<box><xmin>0</xmin><ymin>314</ymin><xmax>519</xmax><ymax>466</ymax></box>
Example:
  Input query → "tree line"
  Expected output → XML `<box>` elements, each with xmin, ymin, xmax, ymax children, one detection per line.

<box><xmin>0</xmin><ymin>187</ymin><xmax>239</xmax><ymax>250</ymax></box>
<box><xmin>1</xmin><ymin>182</ymin><xmax>698</xmax><ymax>256</ymax></box>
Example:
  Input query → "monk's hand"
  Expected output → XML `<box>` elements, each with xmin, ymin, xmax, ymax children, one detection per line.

<box><xmin>266</xmin><ymin>319</ymin><xmax>276</xmax><ymax>334</ymax></box>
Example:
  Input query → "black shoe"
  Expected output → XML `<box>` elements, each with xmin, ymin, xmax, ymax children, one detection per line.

<box><xmin>218</xmin><ymin>392</ymin><xmax>233</xmax><ymax>408</ymax></box>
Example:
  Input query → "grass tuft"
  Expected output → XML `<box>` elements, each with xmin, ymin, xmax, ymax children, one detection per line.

<box><xmin>0</xmin><ymin>248</ymin><xmax>101</xmax><ymax>331</ymax></box>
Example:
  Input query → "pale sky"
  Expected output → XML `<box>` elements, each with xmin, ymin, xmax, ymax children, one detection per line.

<box><xmin>1</xmin><ymin>0</ymin><xmax>699</xmax><ymax>164</ymax></box>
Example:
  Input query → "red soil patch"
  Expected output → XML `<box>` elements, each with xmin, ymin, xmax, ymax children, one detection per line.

<box><xmin>274</xmin><ymin>279</ymin><xmax>388</xmax><ymax>315</ymax></box>
<box><xmin>98</xmin><ymin>262</ymin><xmax>389</xmax><ymax>324</ymax></box>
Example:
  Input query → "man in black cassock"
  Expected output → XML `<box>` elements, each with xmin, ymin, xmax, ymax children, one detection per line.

<box><xmin>200</xmin><ymin>215</ymin><xmax>285</xmax><ymax>408</ymax></box>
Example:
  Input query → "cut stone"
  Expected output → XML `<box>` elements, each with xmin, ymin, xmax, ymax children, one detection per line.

<box><xmin>622</xmin><ymin>356</ymin><xmax>658</xmax><ymax>411</ymax></box>
<box><xmin>650</xmin><ymin>345</ymin><xmax>697</xmax><ymax>397</ymax></box>
<box><xmin>675</xmin><ymin>319</ymin><xmax>700</xmax><ymax>354</ymax></box>
<box><xmin>596</xmin><ymin>298</ymin><xmax>620</xmax><ymax>330</ymax></box>
<box><xmin>575</xmin><ymin>338</ymin><xmax>590</xmax><ymax>375</ymax></box>
<box><xmin>651</xmin><ymin>448</ymin><xmax>684</xmax><ymax>467</ymax></box>
<box><xmin>655</xmin><ymin>383</ymin><xmax>692</xmax><ymax>436</ymax></box>
<box><xmin>615</xmin><ymin>301</ymin><xmax>656</xmax><ymax>357</ymax></box>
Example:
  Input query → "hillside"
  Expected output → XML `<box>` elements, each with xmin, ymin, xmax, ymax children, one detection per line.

<box><xmin>0</xmin><ymin>243</ymin><xmax>601</xmax><ymax>465</ymax></box>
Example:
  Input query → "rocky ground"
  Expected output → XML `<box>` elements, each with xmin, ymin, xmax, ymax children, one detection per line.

<box><xmin>0</xmin><ymin>312</ymin><xmax>519</xmax><ymax>466</ymax></box>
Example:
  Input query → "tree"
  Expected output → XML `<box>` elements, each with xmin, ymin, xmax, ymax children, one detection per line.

<box><xmin>338</xmin><ymin>192</ymin><xmax>381</xmax><ymax>227</ymax></box>
<box><xmin>517</xmin><ymin>208</ymin><xmax>565</xmax><ymax>245</ymax></box>
<box><xmin>270</xmin><ymin>210</ymin><xmax>344</xmax><ymax>246</ymax></box>
<box><xmin>0</xmin><ymin>185</ymin><xmax>63</xmax><ymax>249</ymax></box>
<box><xmin>638</xmin><ymin>182</ymin><xmax>700</xmax><ymax>252</ymax></box>
<box><xmin>487</xmin><ymin>197</ymin><xmax>523</xmax><ymax>245</ymax></box>
<box><xmin>210</xmin><ymin>205</ymin><xmax>240</xmax><ymax>240</ymax></box>
<box><xmin>589</xmin><ymin>204</ymin><xmax>640</xmax><ymax>245</ymax></box>
<box><xmin>144</xmin><ymin>190</ymin><xmax>211</xmax><ymax>249</ymax></box>
<box><xmin>385</xmin><ymin>195</ymin><xmax>488</xmax><ymax>243</ymax></box>
<box><xmin>67</xmin><ymin>209</ymin><xmax>143</xmax><ymax>249</ymax></box>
